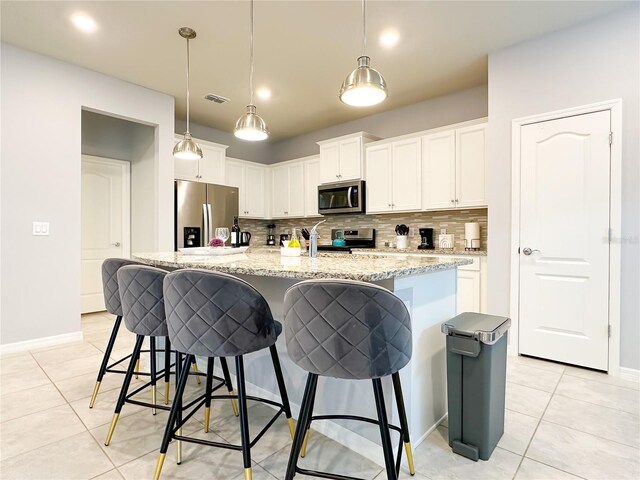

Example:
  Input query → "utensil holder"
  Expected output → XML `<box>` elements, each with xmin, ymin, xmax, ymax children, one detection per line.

<box><xmin>396</xmin><ymin>235</ymin><xmax>408</xmax><ymax>249</ymax></box>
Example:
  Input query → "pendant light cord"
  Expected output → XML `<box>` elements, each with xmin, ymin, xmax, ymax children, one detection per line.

<box><xmin>186</xmin><ymin>36</ymin><xmax>191</xmax><ymax>133</ymax></box>
<box><xmin>249</xmin><ymin>0</ymin><xmax>254</xmax><ymax>106</ymax></box>
<box><xmin>361</xmin><ymin>0</ymin><xmax>366</xmax><ymax>57</ymax></box>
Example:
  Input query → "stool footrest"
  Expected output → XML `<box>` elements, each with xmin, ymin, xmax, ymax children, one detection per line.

<box><xmin>295</xmin><ymin>466</ymin><xmax>367</xmax><ymax>480</ymax></box>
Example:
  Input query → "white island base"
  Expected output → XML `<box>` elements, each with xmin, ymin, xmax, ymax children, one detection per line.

<box><xmin>205</xmin><ymin>268</ymin><xmax>455</xmax><ymax>468</ymax></box>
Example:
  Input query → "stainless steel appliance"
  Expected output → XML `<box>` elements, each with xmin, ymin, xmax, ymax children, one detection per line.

<box><xmin>418</xmin><ymin>228</ymin><xmax>435</xmax><ymax>250</ymax></box>
<box><xmin>318</xmin><ymin>180</ymin><xmax>366</xmax><ymax>215</ymax></box>
<box><xmin>174</xmin><ymin>180</ymin><xmax>239</xmax><ymax>250</ymax></box>
<box><xmin>317</xmin><ymin>228</ymin><xmax>375</xmax><ymax>253</ymax></box>
<box><xmin>266</xmin><ymin>223</ymin><xmax>276</xmax><ymax>246</ymax></box>
<box><xmin>240</xmin><ymin>231</ymin><xmax>252</xmax><ymax>246</ymax></box>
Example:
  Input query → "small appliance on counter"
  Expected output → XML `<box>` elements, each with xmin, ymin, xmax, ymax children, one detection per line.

<box><xmin>240</xmin><ymin>231</ymin><xmax>252</xmax><ymax>246</ymax></box>
<box><xmin>266</xmin><ymin>224</ymin><xmax>276</xmax><ymax>246</ymax></box>
<box><xmin>417</xmin><ymin>228</ymin><xmax>435</xmax><ymax>250</ymax></box>
<box><xmin>465</xmin><ymin>222</ymin><xmax>481</xmax><ymax>251</ymax></box>
<box><xmin>317</xmin><ymin>228</ymin><xmax>375</xmax><ymax>253</ymax></box>
<box><xmin>279</xmin><ymin>233</ymin><xmax>290</xmax><ymax>247</ymax></box>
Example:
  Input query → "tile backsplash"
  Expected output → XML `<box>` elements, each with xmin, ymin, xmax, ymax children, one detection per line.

<box><xmin>239</xmin><ymin>209</ymin><xmax>488</xmax><ymax>250</ymax></box>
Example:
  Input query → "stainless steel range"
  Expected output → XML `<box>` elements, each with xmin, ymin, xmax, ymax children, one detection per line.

<box><xmin>317</xmin><ymin>228</ymin><xmax>376</xmax><ymax>253</ymax></box>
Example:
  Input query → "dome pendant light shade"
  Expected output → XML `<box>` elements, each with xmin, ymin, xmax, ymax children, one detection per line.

<box><xmin>339</xmin><ymin>55</ymin><xmax>387</xmax><ymax>107</ymax></box>
<box><xmin>174</xmin><ymin>27</ymin><xmax>202</xmax><ymax>160</ymax></box>
<box><xmin>234</xmin><ymin>105</ymin><xmax>269</xmax><ymax>141</ymax></box>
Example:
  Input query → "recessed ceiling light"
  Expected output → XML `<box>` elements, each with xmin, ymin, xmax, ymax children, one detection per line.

<box><xmin>380</xmin><ymin>29</ymin><xmax>400</xmax><ymax>48</ymax></box>
<box><xmin>71</xmin><ymin>13</ymin><xmax>97</xmax><ymax>34</ymax></box>
<box><xmin>256</xmin><ymin>87</ymin><xmax>272</xmax><ymax>100</ymax></box>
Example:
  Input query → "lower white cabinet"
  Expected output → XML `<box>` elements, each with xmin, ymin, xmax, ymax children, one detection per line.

<box><xmin>457</xmin><ymin>269</ymin><xmax>481</xmax><ymax>314</ymax></box>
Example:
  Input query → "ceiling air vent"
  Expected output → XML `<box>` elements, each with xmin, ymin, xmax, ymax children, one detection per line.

<box><xmin>204</xmin><ymin>93</ymin><xmax>230</xmax><ymax>104</ymax></box>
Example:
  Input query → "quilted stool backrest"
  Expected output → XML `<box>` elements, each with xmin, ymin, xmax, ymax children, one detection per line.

<box><xmin>163</xmin><ymin>269</ymin><xmax>279</xmax><ymax>357</ymax></box>
<box><xmin>117</xmin><ymin>265</ymin><xmax>168</xmax><ymax>337</ymax></box>
<box><xmin>284</xmin><ymin>279</ymin><xmax>412</xmax><ymax>380</ymax></box>
<box><xmin>102</xmin><ymin>258</ymin><xmax>144</xmax><ymax>316</ymax></box>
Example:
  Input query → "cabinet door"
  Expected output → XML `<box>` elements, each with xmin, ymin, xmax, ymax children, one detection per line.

<box><xmin>457</xmin><ymin>270</ymin><xmax>481</xmax><ymax>314</ymax></box>
<box><xmin>244</xmin><ymin>165</ymin><xmax>266</xmax><ymax>218</ymax></box>
<box><xmin>287</xmin><ymin>162</ymin><xmax>305</xmax><ymax>217</ymax></box>
<box><xmin>304</xmin><ymin>158</ymin><xmax>321</xmax><ymax>217</ymax></box>
<box><xmin>456</xmin><ymin>124</ymin><xmax>487</xmax><ymax>207</ymax></box>
<box><xmin>197</xmin><ymin>144</ymin><xmax>226</xmax><ymax>184</ymax></box>
<box><xmin>338</xmin><ymin>137</ymin><xmax>362</xmax><ymax>181</ymax></box>
<box><xmin>174</xmin><ymin>157</ymin><xmax>200</xmax><ymax>181</ymax></box>
<box><xmin>365</xmin><ymin>144</ymin><xmax>392</xmax><ymax>213</ymax></box>
<box><xmin>319</xmin><ymin>143</ymin><xmax>340</xmax><ymax>184</ymax></box>
<box><xmin>422</xmin><ymin>131</ymin><xmax>456</xmax><ymax>209</ymax></box>
<box><xmin>225</xmin><ymin>160</ymin><xmax>246</xmax><ymax>214</ymax></box>
<box><xmin>391</xmin><ymin>138</ymin><xmax>422</xmax><ymax>211</ymax></box>
<box><xmin>271</xmin><ymin>165</ymin><xmax>289</xmax><ymax>218</ymax></box>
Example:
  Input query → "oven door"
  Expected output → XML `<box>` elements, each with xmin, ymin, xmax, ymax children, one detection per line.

<box><xmin>318</xmin><ymin>181</ymin><xmax>365</xmax><ymax>214</ymax></box>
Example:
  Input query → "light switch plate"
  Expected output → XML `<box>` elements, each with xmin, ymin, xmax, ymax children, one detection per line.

<box><xmin>33</xmin><ymin>221</ymin><xmax>50</xmax><ymax>236</ymax></box>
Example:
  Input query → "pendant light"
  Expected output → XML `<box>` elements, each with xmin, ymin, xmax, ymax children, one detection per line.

<box><xmin>173</xmin><ymin>27</ymin><xmax>203</xmax><ymax>160</ymax></box>
<box><xmin>234</xmin><ymin>0</ymin><xmax>269</xmax><ymax>141</ymax></box>
<box><xmin>339</xmin><ymin>0</ymin><xmax>387</xmax><ymax>107</ymax></box>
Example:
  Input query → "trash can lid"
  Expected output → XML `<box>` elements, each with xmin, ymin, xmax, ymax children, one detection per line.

<box><xmin>441</xmin><ymin>312</ymin><xmax>511</xmax><ymax>345</ymax></box>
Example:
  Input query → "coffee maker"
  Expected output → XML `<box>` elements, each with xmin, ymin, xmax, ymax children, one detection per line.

<box><xmin>417</xmin><ymin>228</ymin><xmax>435</xmax><ymax>250</ymax></box>
<box><xmin>266</xmin><ymin>224</ymin><xmax>276</xmax><ymax>246</ymax></box>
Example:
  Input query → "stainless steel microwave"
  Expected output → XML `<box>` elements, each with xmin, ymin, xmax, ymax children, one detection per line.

<box><xmin>318</xmin><ymin>180</ymin><xmax>366</xmax><ymax>215</ymax></box>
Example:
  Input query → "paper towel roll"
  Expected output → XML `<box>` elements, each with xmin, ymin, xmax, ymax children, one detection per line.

<box><xmin>464</xmin><ymin>222</ymin><xmax>480</xmax><ymax>240</ymax></box>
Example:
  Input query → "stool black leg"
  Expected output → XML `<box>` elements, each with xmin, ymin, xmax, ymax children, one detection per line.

<box><xmin>372</xmin><ymin>378</ymin><xmax>397</xmax><ymax>480</ymax></box>
<box><xmin>285</xmin><ymin>373</ymin><xmax>318</xmax><ymax>480</ymax></box>
<box><xmin>204</xmin><ymin>357</ymin><xmax>215</xmax><ymax>432</ymax></box>
<box><xmin>105</xmin><ymin>334</ymin><xmax>144</xmax><ymax>446</ymax></box>
<box><xmin>175</xmin><ymin>353</ymin><xmax>185</xmax><ymax>464</ymax></box>
<box><xmin>150</xmin><ymin>337</ymin><xmax>157</xmax><ymax>415</ymax></box>
<box><xmin>392</xmin><ymin>372</ymin><xmax>415</xmax><ymax>475</ymax></box>
<box><xmin>164</xmin><ymin>337</ymin><xmax>171</xmax><ymax>404</ymax></box>
<box><xmin>269</xmin><ymin>345</ymin><xmax>294</xmax><ymax>439</ymax></box>
<box><xmin>153</xmin><ymin>353</ymin><xmax>192</xmax><ymax>480</ymax></box>
<box><xmin>89</xmin><ymin>315</ymin><xmax>123</xmax><ymax>408</ymax></box>
<box><xmin>220</xmin><ymin>357</ymin><xmax>239</xmax><ymax>416</ymax></box>
<box><xmin>235</xmin><ymin>355</ymin><xmax>253</xmax><ymax>480</ymax></box>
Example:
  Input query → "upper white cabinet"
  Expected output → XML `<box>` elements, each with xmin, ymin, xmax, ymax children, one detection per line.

<box><xmin>365</xmin><ymin>137</ymin><xmax>422</xmax><ymax>213</ymax></box>
<box><xmin>225</xmin><ymin>158</ymin><xmax>267</xmax><ymax>218</ymax></box>
<box><xmin>304</xmin><ymin>156</ymin><xmax>322</xmax><ymax>217</ymax></box>
<box><xmin>174</xmin><ymin>135</ymin><xmax>227</xmax><ymax>184</ymax></box>
<box><xmin>317</xmin><ymin>132</ymin><xmax>380</xmax><ymax>184</ymax></box>
<box><xmin>422</xmin><ymin>123</ymin><xmax>487</xmax><ymax>210</ymax></box>
<box><xmin>271</xmin><ymin>161</ymin><xmax>305</xmax><ymax>218</ymax></box>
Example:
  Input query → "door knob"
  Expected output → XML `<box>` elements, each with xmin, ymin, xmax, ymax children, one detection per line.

<box><xmin>112</xmin><ymin>242</ymin><xmax>121</xmax><ymax>247</ymax></box>
<box><xmin>522</xmin><ymin>247</ymin><xmax>540</xmax><ymax>255</ymax></box>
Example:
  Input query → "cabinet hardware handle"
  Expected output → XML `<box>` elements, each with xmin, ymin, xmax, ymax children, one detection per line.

<box><xmin>451</xmin><ymin>199</ymin><xmax>455</xmax><ymax>204</ymax></box>
<box><xmin>111</xmin><ymin>242</ymin><xmax>121</xmax><ymax>247</ymax></box>
<box><xmin>455</xmin><ymin>199</ymin><xmax>459</xmax><ymax>203</ymax></box>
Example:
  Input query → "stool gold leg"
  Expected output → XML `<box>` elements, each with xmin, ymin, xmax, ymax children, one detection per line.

<box><xmin>405</xmin><ymin>441</ymin><xmax>415</xmax><ymax>475</ymax></box>
<box><xmin>204</xmin><ymin>406</ymin><xmax>211</xmax><ymax>433</ymax></box>
<box><xmin>89</xmin><ymin>381</ymin><xmax>101</xmax><ymax>409</ymax></box>
<box><xmin>176</xmin><ymin>427</ymin><xmax>182</xmax><ymax>464</ymax></box>
<box><xmin>300</xmin><ymin>430</ymin><xmax>310</xmax><ymax>458</ymax></box>
<box><xmin>135</xmin><ymin>358</ymin><xmax>140</xmax><ymax>379</ymax></box>
<box><xmin>192</xmin><ymin>361</ymin><xmax>201</xmax><ymax>385</ymax></box>
<box><xmin>164</xmin><ymin>381</ymin><xmax>170</xmax><ymax>405</ymax></box>
<box><xmin>230</xmin><ymin>391</ymin><xmax>239</xmax><ymax>417</ymax></box>
<box><xmin>153</xmin><ymin>453</ymin><xmax>166</xmax><ymax>480</ymax></box>
<box><xmin>287</xmin><ymin>418</ymin><xmax>296</xmax><ymax>440</ymax></box>
<box><xmin>244</xmin><ymin>467</ymin><xmax>253</xmax><ymax>480</ymax></box>
<box><xmin>104</xmin><ymin>413</ymin><xmax>120</xmax><ymax>446</ymax></box>
<box><xmin>151</xmin><ymin>385</ymin><xmax>157</xmax><ymax>415</ymax></box>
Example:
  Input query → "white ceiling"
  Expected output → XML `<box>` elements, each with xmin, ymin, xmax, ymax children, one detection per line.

<box><xmin>0</xmin><ymin>1</ymin><xmax>629</xmax><ymax>140</ymax></box>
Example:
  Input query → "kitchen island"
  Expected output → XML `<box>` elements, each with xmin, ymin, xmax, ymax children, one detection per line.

<box><xmin>133</xmin><ymin>250</ymin><xmax>471</xmax><ymax>466</ymax></box>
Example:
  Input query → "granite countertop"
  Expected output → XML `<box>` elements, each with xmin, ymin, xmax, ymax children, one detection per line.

<box><xmin>352</xmin><ymin>247</ymin><xmax>487</xmax><ymax>256</ymax></box>
<box><xmin>133</xmin><ymin>249</ymin><xmax>472</xmax><ymax>282</ymax></box>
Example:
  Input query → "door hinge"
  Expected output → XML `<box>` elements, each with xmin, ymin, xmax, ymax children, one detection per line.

<box><xmin>608</xmin><ymin>325</ymin><xmax>612</xmax><ymax>338</ymax></box>
<box><xmin>609</xmin><ymin>132</ymin><xmax>613</xmax><ymax>145</ymax></box>
<box><xmin>608</xmin><ymin>228</ymin><xmax>613</xmax><ymax>242</ymax></box>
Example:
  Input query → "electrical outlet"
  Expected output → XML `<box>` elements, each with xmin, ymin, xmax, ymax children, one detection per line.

<box><xmin>440</xmin><ymin>228</ymin><xmax>447</xmax><ymax>235</ymax></box>
<box><xmin>33</xmin><ymin>221</ymin><xmax>50</xmax><ymax>236</ymax></box>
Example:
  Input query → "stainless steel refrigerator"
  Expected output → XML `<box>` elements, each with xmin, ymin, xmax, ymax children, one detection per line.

<box><xmin>174</xmin><ymin>180</ymin><xmax>239</xmax><ymax>250</ymax></box>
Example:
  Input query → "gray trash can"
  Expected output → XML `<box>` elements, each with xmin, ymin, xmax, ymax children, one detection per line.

<box><xmin>441</xmin><ymin>312</ymin><xmax>511</xmax><ymax>461</ymax></box>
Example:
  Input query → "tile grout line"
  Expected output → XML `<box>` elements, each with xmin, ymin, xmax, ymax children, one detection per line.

<box><xmin>551</xmin><ymin>391</ymin><xmax>640</xmax><ymax>418</ymax></box>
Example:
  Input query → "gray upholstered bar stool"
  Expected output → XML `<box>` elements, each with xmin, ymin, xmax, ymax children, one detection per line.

<box><xmin>104</xmin><ymin>265</ymin><xmax>235</xmax><ymax>446</ymax></box>
<box><xmin>154</xmin><ymin>269</ymin><xmax>294</xmax><ymax>480</ymax></box>
<box><xmin>283</xmin><ymin>279</ymin><xmax>415</xmax><ymax>480</ymax></box>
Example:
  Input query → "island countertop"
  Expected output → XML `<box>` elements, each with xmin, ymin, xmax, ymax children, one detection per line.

<box><xmin>132</xmin><ymin>250</ymin><xmax>472</xmax><ymax>282</ymax></box>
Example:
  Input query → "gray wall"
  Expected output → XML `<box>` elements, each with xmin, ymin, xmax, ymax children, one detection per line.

<box><xmin>270</xmin><ymin>85</ymin><xmax>488</xmax><ymax>162</ymax></box>
<box><xmin>487</xmin><ymin>5</ymin><xmax>640</xmax><ymax>369</ymax></box>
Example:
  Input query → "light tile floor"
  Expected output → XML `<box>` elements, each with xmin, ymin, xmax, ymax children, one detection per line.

<box><xmin>1</xmin><ymin>312</ymin><xmax>638</xmax><ymax>479</ymax></box>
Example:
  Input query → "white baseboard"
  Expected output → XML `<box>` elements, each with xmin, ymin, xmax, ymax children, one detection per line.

<box><xmin>617</xmin><ymin>367</ymin><xmax>640</xmax><ymax>383</ymax></box>
<box><xmin>0</xmin><ymin>331</ymin><xmax>84</xmax><ymax>356</ymax></box>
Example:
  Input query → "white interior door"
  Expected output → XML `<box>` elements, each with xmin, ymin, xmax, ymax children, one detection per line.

<box><xmin>81</xmin><ymin>156</ymin><xmax>130</xmax><ymax>313</ymax></box>
<box><xmin>519</xmin><ymin>110</ymin><xmax>610</xmax><ymax>370</ymax></box>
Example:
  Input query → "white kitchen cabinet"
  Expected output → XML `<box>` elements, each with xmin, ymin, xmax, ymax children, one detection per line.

<box><xmin>457</xmin><ymin>270</ymin><xmax>481</xmax><ymax>314</ymax></box>
<box><xmin>304</xmin><ymin>156</ymin><xmax>321</xmax><ymax>217</ymax></box>
<box><xmin>225</xmin><ymin>158</ymin><xmax>267</xmax><ymax>218</ymax></box>
<box><xmin>317</xmin><ymin>132</ymin><xmax>380</xmax><ymax>184</ymax></box>
<box><xmin>365</xmin><ymin>137</ymin><xmax>421</xmax><ymax>213</ymax></box>
<box><xmin>422</xmin><ymin>122</ymin><xmax>486</xmax><ymax>210</ymax></box>
<box><xmin>174</xmin><ymin>135</ymin><xmax>227</xmax><ymax>184</ymax></box>
<box><xmin>271</xmin><ymin>161</ymin><xmax>305</xmax><ymax>218</ymax></box>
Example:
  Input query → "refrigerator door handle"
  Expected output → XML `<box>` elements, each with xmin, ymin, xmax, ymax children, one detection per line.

<box><xmin>207</xmin><ymin>204</ymin><xmax>213</xmax><ymax>242</ymax></box>
<box><xmin>202</xmin><ymin>203</ymin><xmax>209</xmax><ymax>245</ymax></box>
